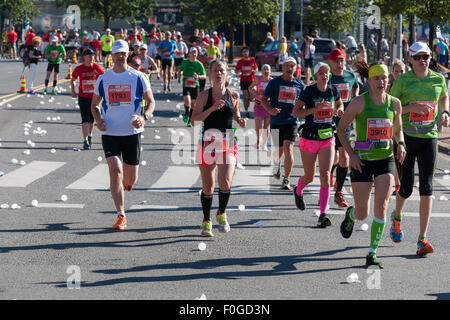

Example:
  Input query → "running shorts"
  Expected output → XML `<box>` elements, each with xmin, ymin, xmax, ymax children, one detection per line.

<box><xmin>350</xmin><ymin>156</ymin><xmax>394</xmax><ymax>183</ymax></box>
<box><xmin>102</xmin><ymin>134</ymin><xmax>141</xmax><ymax>166</ymax></box>
<box><xmin>78</xmin><ymin>96</ymin><xmax>94</xmax><ymax>123</ymax></box>
<box><xmin>271</xmin><ymin>123</ymin><xmax>298</xmax><ymax>147</ymax></box>
<box><xmin>47</xmin><ymin>63</ymin><xmax>60</xmax><ymax>73</ymax></box>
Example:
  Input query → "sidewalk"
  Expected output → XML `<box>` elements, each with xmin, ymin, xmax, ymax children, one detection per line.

<box><xmin>438</xmin><ymin>125</ymin><xmax>450</xmax><ymax>155</ymax></box>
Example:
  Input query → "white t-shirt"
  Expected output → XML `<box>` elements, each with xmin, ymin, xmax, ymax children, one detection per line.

<box><xmin>175</xmin><ymin>41</ymin><xmax>188</xmax><ymax>59</ymax></box>
<box><xmin>94</xmin><ymin>67</ymin><xmax>151</xmax><ymax>136</ymax></box>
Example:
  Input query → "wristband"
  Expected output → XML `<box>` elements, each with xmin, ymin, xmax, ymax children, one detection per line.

<box><xmin>143</xmin><ymin>114</ymin><xmax>149</xmax><ymax>121</ymax></box>
<box><xmin>398</xmin><ymin>141</ymin><xmax>406</xmax><ymax>147</ymax></box>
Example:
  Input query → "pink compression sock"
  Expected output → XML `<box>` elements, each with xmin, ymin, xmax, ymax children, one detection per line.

<box><xmin>319</xmin><ymin>186</ymin><xmax>331</xmax><ymax>213</ymax></box>
<box><xmin>296</xmin><ymin>177</ymin><xmax>307</xmax><ymax>196</ymax></box>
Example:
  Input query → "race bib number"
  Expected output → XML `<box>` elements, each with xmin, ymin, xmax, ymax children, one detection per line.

<box><xmin>242</xmin><ymin>66</ymin><xmax>252</xmax><ymax>76</ymax></box>
<box><xmin>278</xmin><ymin>86</ymin><xmax>297</xmax><ymax>104</ymax></box>
<box><xmin>185</xmin><ymin>77</ymin><xmax>196</xmax><ymax>88</ymax></box>
<box><xmin>50</xmin><ymin>50</ymin><xmax>59</xmax><ymax>58</ymax></box>
<box><xmin>108</xmin><ymin>84</ymin><xmax>131</xmax><ymax>105</ymax></box>
<box><xmin>163</xmin><ymin>51</ymin><xmax>172</xmax><ymax>59</ymax></box>
<box><xmin>257</xmin><ymin>82</ymin><xmax>269</xmax><ymax>96</ymax></box>
<box><xmin>409</xmin><ymin>101</ymin><xmax>435</xmax><ymax>126</ymax></box>
<box><xmin>334</xmin><ymin>83</ymin><xmax>350</xmax><ymax>102</ymax></box>
<box><xmin>203</xmin><ymin>131</ymin><xmax>230</xmax><ymax>153</ymax></box>
<box><xmin>367</xmin><ymin>118</ymin><xmax>393</xmax><ymax>140</ymax></box>
<box><xmin>313</xmin><ymin>101</ymin><xmax>334</xmax><ymax>123</ymax></box>
<box><xmin>105</xmin><ymin>38</ymin><xmax>111</xmax><ymax>43</ymax></box>
<box><xmin>82</xmin><ymin>80</ymin><xmax>96</xmax><ymax>93</ymax></box>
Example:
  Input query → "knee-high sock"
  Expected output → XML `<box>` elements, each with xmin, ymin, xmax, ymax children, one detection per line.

<box><xmin>319</xmin><ymin>186</ymin><xmax>331</xmax><ymax>213</ymax></box>
<box><xmin>296</xmin><ymin>177</ymin><xmax>308</xmax><ymax>196</ymax></box>
<box><xmin>218</xmin><ymin>189</ymin><xmax>231</xmax><ymax>214</ymax></box>
<box><xmin>200</xmin><ymin>193</ymin><xmax>213</xmax><ymax>221</ymax></box>
<box><xmin>369</xmin><ymin>216</ymin><xmax>386</xmax><ymax>254</ymax></box>
<box><xmin>335</xmin><ymin>165</ymin><xmax>348</xmax><ymax>193</ymax></box>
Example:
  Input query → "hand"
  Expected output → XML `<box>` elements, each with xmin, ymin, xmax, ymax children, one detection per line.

<box><xmin>237</xmin><ymin>117</ymin><xmax>247</xmax><ymax>128</ymax></box>
<box><xmin>442</xmin><ymin>112</ymin><xmax>450</xmax><ymax>127</ymax></box>
<box><xmin>96</xmin><ymin>119</ymin><xmax>107</xmax><ymax>132</ymax></box>
<box><xmin>314</xmin><ymin>99</ymin><xmax>327</xmax><ymax>114</ymax></box>
<box><xmin>132</xmin><ymin>115</ymin><xmax>146</xmax><ymax>129</ymax></box>
<box><xmin>409</xmin><ymin>102</ymin><xmax>432</xmax><ymax>115</ymax></box>
<box><xmin>349</xmin><ymin>153</ymin><xmax>364</xmax><ymax>173</ymax></box>
<box><xmin>396</xmin><ymin>144</ymin><xmax>407</xmax><ymax>165</ymax></box>
<box><xmin>269</xmin><ymin>108</ymin><xmax>281</xmax><ymax>116</ymax></box>
<box><xmin>335</xmin><ymin>108</ymin><xmax>344</xmax><ymax>117</ymax></box>
<box><xmin>213</xmin><ymin>99</ymin><xmax>226</xmax><ymax>111</ymax></box>
<box><xmin>193</xmin><ymin>73</ymin><xmax>198</xmax><ymax>79</ymax></box>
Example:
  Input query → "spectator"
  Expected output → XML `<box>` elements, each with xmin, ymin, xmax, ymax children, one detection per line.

<box><xmin>42</xmin><ymin>28</ymin><xmax>51</xmax><ymax>53</ymax></box>
<box><xmin>288</xmin><ymin>36</ymin><xmax>298</xmax><ymax>62</ymax></box>
<box><xmin>357</xmin><ymin>43</ymin><xmax>367</xmax><ymax>62</ymax></box>
<box><xmin>300</xmin><ymin>36</ymin><xmax>315</xmax><ymax>85</ymax></box>
<box><xmin>312</xmin><ymin>29</ymin><xmax>321</xmax><ymax>39</ymax></box>
<box><xmin>279</xmin><ymin>36</ymin><xmax>288</xmax><ymax>64</ymax></box>
<box><xmin>345</xmin><ymin>33</ymin><xmax>357</xmax><ymax>57</ymax></box>
<box><xmin>436</xmin><ymin>37</ymin><xmax>449</xmax><ymax>68</ymax></box>
<box><xmin>7</xmin><ymin>27</ymin><xmax>18</xmax><ymax>60</ymax></box>
<box><xmin>25</xmin><ymin>27</ymin><xmax>36</xmax><ymax>51</ymax></box>
<box><xmin>380</xmin><ymin>34</ymin><xmax>389</xmax><ymax>58</ymax></box>
<box><xmin>262</xmin><ymin>32</ymin><xmax>274</xmax><ymax>47</ymax></box>
<box><xmin>212</xmin><ymin>31</ymin><xmax>220</xmax><ymax>47</ymax></box>
<box><xmin>401</xmin><ymin>33</ymin><xmax>409</xmax><ymax>63</ymax></box>
<box><xmin>218</xmin><ymin>32</ymin><xmax>227</xmax><ymax>60</ymax></box>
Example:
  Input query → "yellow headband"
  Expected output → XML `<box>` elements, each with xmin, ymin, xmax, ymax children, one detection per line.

<box><xmin>368</xmin><ymin>64</ymin><xmax>389</xmax><ymax>79</ymax></box>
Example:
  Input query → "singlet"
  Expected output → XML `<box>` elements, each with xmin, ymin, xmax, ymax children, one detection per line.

<box><xmin>354</xmin><ymin>92</ymin><xmax>394</xmax><ymax>161</ymax></box>
<box><xmin>254</xmin><ymin>76</ymin><xmax>272</xmax><ymax>104</ymax></box>
<box><xmin>203</xmin><ymin>88</ymin><xmax>236</xmax><ymax>133</ymax></box>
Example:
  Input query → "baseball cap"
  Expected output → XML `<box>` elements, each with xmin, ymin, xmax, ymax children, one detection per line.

<box><xmin>326</xmin><ymin>48</ymin><xmax>346</xmax><ymax>61</ymax></box>
<box><xmin>105</xmin><ymin>28</ymin><xmax>111</xmax><ymax>32</ymax></box>
<box><xmin>313</xmin><ymin>62</ymin><xmax>330</xmax><ymax>74</ymax></box>
<box><xmin>165</xmin><ymin>31</ymin><xmax>172</xmax><ymax>36</ymax></box>
<box><xmin>82</xmin><ymin>48</ymin><xmax>95</xmax><ymax>56</ymax></box>
<box><xmin>409</xmin><ymin>41</ymin><xmax>431</xmax><ymax>56</ymax></box>
<box><xmin>51</xmin><ymin>36</ymin><xmax>58</xmax><ymax>42</ymax></box>
<box><xmin>139</xmin><ymin>43</ymin><xmax>148</xmax><ymax>50</ymax></box>
<box><xmin>133</xmin><ymin>41</ymin><xmax>141</xmax><ymax>47</ymax></box>
<box><xmin>283</xmin><ymin>57</ymin><xmax>297</xmax><ymax>65</ymax></box>
<box><xmin>189</xmin><ymin>47</ymin><xmax>198</xmax><ymax>53</ymax></box>
<box><xmin>111</xmin><ymin>40</ymin><xmax>129</xmax><ymax>54</ymax></box>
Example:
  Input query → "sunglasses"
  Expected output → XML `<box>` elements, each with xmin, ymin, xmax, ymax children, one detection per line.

<box><xmin>412</xmin><ymin>54</ymin><xmax>430</xmax><ymax>61</ymax></box>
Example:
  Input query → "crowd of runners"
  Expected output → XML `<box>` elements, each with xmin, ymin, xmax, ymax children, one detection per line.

<box><xmin>15</xmin><ymin>24</ymin><xmax>450</xmax><ymax>269</ymax></box>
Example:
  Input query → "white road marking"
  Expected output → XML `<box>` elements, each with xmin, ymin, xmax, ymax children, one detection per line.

<box><xmin>0</xmin><ymin>161</ymin><xmax>65</xmax><ymax>187</ymax></box>
<box><xmin>65</xmin><ymin>164</ymin><xmax>110</xmax><ymax>190</ymax></box>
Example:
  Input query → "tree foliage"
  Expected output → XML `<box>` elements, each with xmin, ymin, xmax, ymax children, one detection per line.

<box><xmin>0</xmin><ymin>0</ymin><xmax>40</xmax><ymax>25</ymax></box>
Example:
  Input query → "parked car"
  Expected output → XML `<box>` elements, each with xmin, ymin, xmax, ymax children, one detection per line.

<box><xmin>255</xmin><ymin>38</ymin><xmax>336</xmax><ymax>71</ymax></box>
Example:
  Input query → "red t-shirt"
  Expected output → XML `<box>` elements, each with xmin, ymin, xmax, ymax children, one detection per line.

<box><xmin>72</xmin><ymin>63</ymin><xmax>105</xmax><ymax>98</ymax></box>
<box><xmin>127</xmin><ymin>33</ymin><xmax>143</xmax><ymax>43</ymax></box>
<box><xmin>236</xmin><ymin>58</ymin><xmax>258</xmax><ymax>82</ymax></box>
<box><xmin>7</xmin><ymin>31</ymin><xmax>18</xmax><ymax>43</ymax></box>
<box><xmin>42</xmin><ymin>32</ymin><xmax>51</xmax><ymax>42</ymax></box>
<box><xmin>213</xmin><ymin>36</ymin><xmax>220</xmax><ymax>47</ymax></box>
<box><xmin>25</xmin><ymin>32</ymin><xmax>36</xmax><ymax>46</ymax></box>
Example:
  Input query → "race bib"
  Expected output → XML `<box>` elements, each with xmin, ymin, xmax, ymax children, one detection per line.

<box><xmin>203</xmin><ymin>131</ymin><xmax>230</xmax><ymax>153</ymax></box>
<box><xmin>367</xmin><ymin>118</ymin><xmax>393</xmax><ymax>140</ymax></box>
<box><xmin>185</xmin><ymin>77</ymin><xmax>197</xmax><ymax>88</ymax></box>
<box><xmin>242</xmin><ymin>66</ymin><xmax>252</xmax><ymax>76</ymax></box>
<box><xmin>334</xmin><ymin>83</ymin><xmax>350</xmax><ymax>102</ymax></box>
<box><xmin>82</xmin><ymin>79</ymin><xmax>96</xmax><ymax>93</ymax></box>
<box><xmin>313</xmin><ymin>101</ymin><xmax>334</xmax><ymax>123</ymax></box>
<box><xmin>409</xmin><ymin>101</ymin><xmax>435</xmax><ymax>126</ymax></box>
<box><xmin>50</xmin><ymin>50</ymin><xmax>59</xmax><ymax>58</ymax></box>
<box><xmin>278</xmin><ymin>86</ymin><xmax>297</xmax><ymax>104</ymax></box>
<box><xmin>105</xmin><ymin>38</ymin><xmax>111</xmax><ymax>43</ymax></box>
<box><xmin>208</xmin><ymin>54</ymin><xmax>215</xmax><ymax>61</ymax></box>
<box><xmin>257</xmin><ymin>82</ymin><xmax>269</xmax><ymax>96</ymax></box>
<box><xmin>108</xmin><ymin>84</ymin><xmax>131</xmax><ymax>105</ymax></box>
<box><xmin>163</xmin><ymin>51</ymin><xmax>172</xmax><ymax>58</ymax></box>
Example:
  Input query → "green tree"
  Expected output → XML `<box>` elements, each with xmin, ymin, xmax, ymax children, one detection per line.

<box><xmin>55</xmin><ymin>0</ymin><xmax>156</xmax><ymax>29</ymax></box>
<box><xmin>176</xmin><ymin>0</ymin><xmax>281</xmax><ymax>62</ymax></box>
<box><xmin>300</xmin><ymin>0</ymin><xmax>370</xmax><ymax>37</ymax></box>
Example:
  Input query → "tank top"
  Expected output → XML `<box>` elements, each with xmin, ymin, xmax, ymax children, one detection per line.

<box><xmin>354</xmin><ymin>92</ymin><xmax>394</xmax><ymax>161</ymax></box>
<box><xmin>203</xmin><ymin>88</ymin><xmax>235</xmax><ymax>133</ymax></box>
<box><xmin>255</xmin><ymin>76</ymin><xmax>272</xmax><ymax>104</ymax></box>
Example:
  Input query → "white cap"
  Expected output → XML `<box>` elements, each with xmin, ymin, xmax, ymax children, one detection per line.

<box><xmin>134</xmin><ymin>41</ymin><xmax>141</xmax><ymax>47</ymax></box>
<box><xmin>106</xmin><ymin>28</ymin><xmax>111</xmax><ymax>32</ymax></box>
<box><xmin>51</xmin><ymin>36</ymin><xmax>58</xmax><ymax>42</ymax></box>
<box><xmin>283</xmin><ymin>57</ymin><xmax>297</xmax><ymax>65</ymax></box>
<box><xmin>111</xmin><ymin>40</ymin><xmax>129</xmax><ymax>54</ymax></box>
<box><xmin>409</xmin><ymin>42</ymin><xmax>431</xmax><ymax>56</ymax></box>
<box><xmin>139</xmin><ymin>43</ymin><xmax>148</xmax><ymax>50</ymax></box>
<box><xmin>213</xmin><ymin>31</ymin><xmax>217</xmax><ymax>35</ymax></box>
<box><xmin>313</xmin><ymin>62</ymin><xmax>330</xmax><ymax>74</ymax></box>
<box><xmin>189</xmin><ymin>47</ymin><xmax>198</xmax><ymax>53</ymax></box>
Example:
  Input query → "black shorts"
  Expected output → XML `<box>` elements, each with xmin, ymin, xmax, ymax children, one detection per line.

<box><xmin>156</xmin><ymin>54</ymin><xmax>161</xmax><ymax>61</ymax></box>
<box><xmin>304</xmin><ymin>59</ymin><xmax>314</xmax><ymax>68</ymax></box>
<box><xmin>240</xmin><ymin>80</ymin><xmax>252</xmax><ymax>91</ymax></box>
<box><xmin>271</xmin><ymin>123</ymin><xmax>298</xmax><ymax>147</ymax></box>
<box><xmin>47</xmin><ymin>63</ymin><xmax>60</xmax><ymax>73</ymax></box>
<box><xmin>183</xmin><ymin>86</ymin><xmax>199</xmax><ymax>100</ymax></box>
<box><xmin>78</xmin><ymin>96</ymin><xmax>94</xmax><ymax>123</ymax></box>
<box><xmin>101</xmin><ymin>134</ymin><xmax>141</xmax><ymax>166</ymax></box>
<box><xmin>350</xmin><ymin>156</ymin><xmax>394</xmax><ymax>183</ymax></box>
<box><xmin>174</xmin><ymin>58</ymin><xmax>183</xmax><ymax>66</ymax></box>
<box><xmin>101</xmin><ymin>50</ymin><xmax>111</xmax><ymax>57</ymax></box>
<box><xmin>162</xmin><ymin>59</ymin><xmax>173</xmax><ymax>70</ymax></box>
<box><xmin>199</xmin><ymin>79</ymin><xmax>206</xmax><ymax>90</ymax></box>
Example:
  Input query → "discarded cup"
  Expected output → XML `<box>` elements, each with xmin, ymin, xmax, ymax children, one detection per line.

<box><xmin>31</xmin><ymin>200</ymin><xmax>39</xmax><ymax>207</ymax></box>
<box><xmin>346</xmin><ymin>273</ymin><xmax>359</xmax><ymax>283</ymax></box>
<box><xmin>238</xmin><ymin>204</ymin><xmax>245</xmax><ymax>211</ymax></box>
<box><xmin>61</xmin><ymin>195</ymin><xmax>68</xmax><ymax>202</ymax></box>
<box><xmin>360</xmin><ymin>223</ymin><xmax>369</xmax><ymax>231</ymax></box>
<box><xmin>198</xmin><ymin>242</ymin><xmax>207</xmax><ymax>251</ymax></box>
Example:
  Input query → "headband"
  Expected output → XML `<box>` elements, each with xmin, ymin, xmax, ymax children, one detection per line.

<box><xmin>368</xmin><ymin>64</ymin><xmax>388</xmax><ymax>79</ymax></box>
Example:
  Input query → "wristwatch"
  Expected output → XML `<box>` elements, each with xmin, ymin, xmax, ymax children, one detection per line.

<box><xmin>398</xmin><ymin>141</ymin><xmax>406</xmax><ymax>147</ymax></box>
<box><xmin>143</xmin><ymin>114</ymin><xmax>149</xmax><ymax>121</ymax></box>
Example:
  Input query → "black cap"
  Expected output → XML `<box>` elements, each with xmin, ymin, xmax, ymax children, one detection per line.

<box><xmin>82</xmin><ymin>48</ymin><xmax>95</xmax><ymax>56</ymax></box>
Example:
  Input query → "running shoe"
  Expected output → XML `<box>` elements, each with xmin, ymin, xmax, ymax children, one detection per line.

<box><xmin>201</xmin><ymin>219</ymin><xmax>214</xmax><ymax>237</ymax></box>
<box><xmin>365</xmin><ymin>252</ymin><xmax>384</xmax><ymax>269</ymax></box>
<box><xmin>27</xmin><ymin>90</ymin><xmax>36</xmax><ymax>95</ymax></box>
<box><xmin>216</xmin><ymin>211</ymin><xmax>230</xmax><ymax>233</ymax></box>
<box><xmin>88</xmin><ymin>136</ymin><xmax>92</xmax><ymax>146</ymax></box>
<box><xmin>43</xmin><ymin>89</ymin><xmax>48</xmax><ymax>95</ymax></box>
<box><xmin>245</xmin><ymin>111</ymin><xmax>250</xmax><ymax>118</ymax></box>
<box><xmin>273</xmin><ymin>164</ymin><xmax>281</xmax><ymax>179</ymax></box>
<box><xmin>83</xmin><ymin>140</ymin><xmax>90</xmax><ymax>150</ymax></box>
<box><xmin>334</xmin><ymin>191</ymin><xmax>349</xmax><ymax>207</ymax></box>
<box><xmin>187</xmin><ymin>121</ymin><xmax>192</xmax><ymax>127</ymax></box>
<box><xmin>293</xmin><ymin>186</ymin><xmax>305</xmax><ymax>210</ymax></box>
<box><xmin>416</xmin><ymin>238</ymin><xmax>434</xmax><ymax>256</ymax></box>
<box><xmin>389</xmin><ymin>210</ymin><xmax>403</xmax><ymax>243</ymax></box>
<box><xmin>113</xmin><ymin>215</ymin><xmax>127</xmax><ymax>230</ymax></box>
<box><xmin>281</xmin><ymin>177</ymin><xmax>292</xmax><ymax>190</ymax></box>
<box><xmin>167</xmin><ymin>85</ymin><xmax>171</xmax><ymax>92</ymax></box>
<box><xmin>51</xmin><ymin>89</ymin><xmax>58</xmax><ymax>96</ymax></box>
<box><xmin>317</xmin><ymin>213</ymin><xmax>332</xmax><ymax>228</ymax></box>
<box><xmin>340</xmin><ymin>206</ymin><xmax>355</xmax><ymax>239</ymax></box>
<box><xmin>183</xmin><ymin>113</ymin><xmax>189</xmax><ymax>123</ymax></box>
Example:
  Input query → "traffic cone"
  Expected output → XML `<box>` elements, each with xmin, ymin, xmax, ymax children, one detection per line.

<box><xmin>73</xmin><ymin>52</ymin><xmax>77</xmax><ymax>64</ymax></box>
<box><xmin>18</xmin><ymin>75</ymin><xmax>26</xmax><ymax>93</ymax></box>
<box><xmin>66</xmin><ymin>64</ymin><xmax>73</xmax><ymax>79</ymax></box>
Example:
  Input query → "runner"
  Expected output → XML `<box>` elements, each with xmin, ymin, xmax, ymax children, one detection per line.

<box><xmin>197</xmin><ymin>46</ymin><xmax>209</xmax><ymax>92</ymax></box>
<box><xmin>206</xmin><ymin>39</ymin><xmax>221</xmax><ymax>63</ymax></box>
<box><xmin>178</xmin><ymin>47</ymin><xmax>207</xmax><ymax>127</ymax></box>
<box><xmin>71</xmin><ymin>48</ymin><xmax>105</xmax><ymax>150</ymax></box>
<box><xmin>327</xmin><ymin>48</ymin><xmax>359</xmax><ymax>208</ymax></box>
<box><xmin>248</xmin><ymin>64</ymin><xmax>272</xmax><ymax>151</ymax></box>
<box><xmin>158</xmin><ymin>31</ymin><xmax>177</xmax><ymax>93</ymax></box>
<box><xmin>43</xmin><ymin>36</ymin><xmax>66</xmax><ymax>95</ymax></box>
<box><xmin>91</xmin><ymin>40</ymin><xmax>156</xmax><ymax>230</ymax></box>
<box><xmin>389</xmin><ymin>42</ymin><xmax>449</xmax><ymax>255</ymax></box>
<box><xmin>26</xmin><ymin>36</ymin><xmax>43</xmax><ymax>94</ymax></box>
<box><xmin>293</xmin><ymin>62</ymin><xmax>344</xmax><ymax>227</ymax></box>
<box><xmin>100</xmin><ymin>28</ymin><xmax>115</xmax><ymax>68</ymax></box>
<box><xmin>337</xmin><ymin>62</ymin><xmax>406</xmax><ymax>268</ymax></box>
<box><xmin>174</xmin><ymin>32</ymin><xmax>188</xmax><ymax>83</ymax></box>
<box><xmin>261</xmin><ymin>57</ymin><xmax>305</xmax><ymax>190</ymax></box>
<box><xmin>191</xmin><ymin>59</ymin><xmax>246</xmax><ymax>237</ymax></box>
<box><xmin>300</xmin><ymin>36</ymin><xmax>315</xmax><ymax>85</ymax></box>
<box><xmin>235</xmin><ymin>47</ymin><xmax>258</xmax><ymax>118</ymax></box>
<box><xmin>138</xmin><ymin>43</ymin><xmax>159</xmax><ymax>76</ymax></box>
<box><xmin>7</xmin><ymin>27</ymin><xmax>18</xmax><ymax>60</ymax></box>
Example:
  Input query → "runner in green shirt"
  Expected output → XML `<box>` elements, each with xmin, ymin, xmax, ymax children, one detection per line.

<box><xmin>178</xmin><ymin>47</ymin><xmax>206</xmax><ymax>127</ymax></box>
<box><xmin>100</xmin><ymin>28</ymin><xmax>115</xmax><ymax>68</ymax></box>
<box><xmin>389</xmin><ymin>42</ymin><xmax>449</xmax><ymax>256</ymax></box>
<box><xmin>43</xmin><ymin>36</ymin><xmax>66</xmax><ymax>95</ymax></box>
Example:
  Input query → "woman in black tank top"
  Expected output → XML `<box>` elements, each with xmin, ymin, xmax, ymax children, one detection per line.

<box><xmin>191</xmin><ymin>60</ymin><xmax>247</xmax><ymax>237</ymax></box>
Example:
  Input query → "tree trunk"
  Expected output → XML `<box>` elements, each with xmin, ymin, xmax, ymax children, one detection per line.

<box><xmin>0</xmin><ymin>15</ymin><xmax>5</xmax><ymax>57</ymax></box>
<box><xmin>428</xmin><ymin>21</ymin><xmax>434</xmax><ymax>54</ymax></box>
<box><xmin>408</xmin><ymin>13</ymin><xmax>415</xmax><ymax>46</ymax></box>
<box><xmin>228</xmin><ymin>25</ymin><xmax>235</xmax><ymax>64</ymax></box>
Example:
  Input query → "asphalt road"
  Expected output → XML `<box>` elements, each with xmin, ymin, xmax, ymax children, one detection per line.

<box><xmin>0</xmin><ymin>61</ymin><xmax>450</xmax><ymax>302</ymax></box>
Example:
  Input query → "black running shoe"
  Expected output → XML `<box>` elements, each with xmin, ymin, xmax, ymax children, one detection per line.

<box><xmin>317</xmin><ymin>213</ymin><xmax>331</xmax><ymax>228</ymax></box>
<box><xmin>293</xmin><ymin>186</ymin><xmax>305</xmax><ymax>210</ymax></box>
<box><xmin>340</xmin><ymin>206</ymin><xmax>355</xmax><ymax>238</ymax></box>
<box><xmin>83</xmin><ymin>140</ymin><xmax>90</xmax><ymax>150</ymax></box>
<box><xmin>88</xmin><ymin>136</ymin><xmax>92</xmax><ymax>146</ymax></box>
<box><xmin>365</xmin><ymin>252</ymin><xmax>384</xmax><ymax>269</ymax></box>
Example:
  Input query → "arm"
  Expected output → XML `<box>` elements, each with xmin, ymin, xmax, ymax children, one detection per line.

<box><xmin>260</xmin><ymin>95</ymin><xmax>280</xmax><ymax>116</ymax></box>
<box><xmin>70</xmin><ymin>77</ymin><xmax>77</xmax><ymax>98</ymax></box>
<box><xmin>148</xmin><ymin>56</ymin><xmax>159</xmax><ymax>75</ymax></box>
<box><xmin>392</xmin><ymin>97</ymin><xmax>406</xmax><ymax>165</ymax></box>
<box><xmin>191</xmin><ymin>90</ymin><xmax>225</xmax><ymax>124</ymax></box>
<box><xmin>231</xmin><ymin>90</ymin><xmax>246</xmax><ymax>128</ymax></box>
<box><xmin>91</xmin><ymin>94</ymin><xmax>106</xmax><ymax>131</ymax></box>
<box><xmin>439</xmin><ymin>93</ymin><xmax>450</xmax><ymax>127</ymax></box>
<box><xmin>293</xmin><ymin>99</ymin><xmax>312</xmax><ymax>118</ymax></box>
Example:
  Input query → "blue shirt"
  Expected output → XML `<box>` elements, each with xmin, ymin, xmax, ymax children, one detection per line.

<box><xmin>289</xmin><ymin>41</ymin><xmax>298</xmax><ymax>57</ymax></box>
<box><xmin>264</xmin><ymin>75</ymin><xmax>305</xmax><ymax>126</ymax></box>
<box><xmin>159</xmin><ymin>40</ymin><xmax>177</xmax><ymax>60</ymax></box>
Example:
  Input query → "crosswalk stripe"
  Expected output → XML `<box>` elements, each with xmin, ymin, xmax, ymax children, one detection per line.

<box><xmin>324</xmin><ymin>208</ymin><xmax>450</xmax><ymax>218</ymax></box>
<box><xmin>148</xmin><ymin>166</ymin><xmax>200</xmax><ymax>192</ymax></box>
<box><xmin>232</xmin><ymin>169</ymin><xmax>271</xmax><ymax>194</ymax></box>
<box><xmin>0</xmin><ymin>161</ymin><xmax>65</xmax><ymax>187</ymax></box>
<box><xmin>36</xmin><ymin>203</ymin><xmax>85</xmax><ymax>209</ymax></box>
<box><xmin>65</xmin><ymin>164</ymin><xmax>110</xmax><ymax>190</ymax></box>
